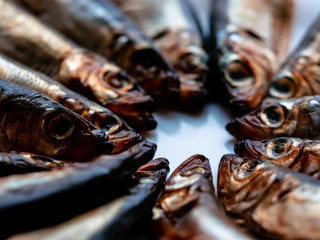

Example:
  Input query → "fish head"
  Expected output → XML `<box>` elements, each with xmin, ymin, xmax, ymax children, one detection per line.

<box><xmin>226</xmin><ymin>98</ymin><xmax>299</xmax><ymax>140</ymax></box>
<box><xmin>216</xmin><ymin>28</ymin><xmax>277</xmax><ymax>112</ymax></box>
<box><xmin>156</xmin><ymin>155</ymin><xmax>212</xmax><ymax>217</ymax></box>
<box><xmin>235</xmin><ymin>138</ymin><xmax>303</xmax><ymax>167</ymax></box>
<box><xmin>269</xmin><ymin>56</ymin><xmax>320</xmax><ymax>99</ymax></box>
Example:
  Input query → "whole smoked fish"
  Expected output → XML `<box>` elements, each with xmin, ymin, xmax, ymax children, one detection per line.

<box><xmin>15</xmin><ymin>0</ymin><xmax>180</xmax><ymax>101</ymax></box>
<box><xmin>269</xmin><ymin>14</ymin><xmax>320</xmax><ymax>99</ymax></box>
<box><xmin>0</xmin><ymin>140</ymin><xmax>156</xmax><ymax>237</ymax></box>
<box><xmin>212</xmin><ymin>0</ymin><xmax>294</xmax><ymax>112</ymax></box>
<box><xmin>226</xmin><ymin>96</ymin><xmax>320</xmax><ymax>140</ymax></box>
<box><xmin>9</xmin><ymin>158</ymin><xmax>169</xmax><ymax>240</ymax></box>
<box><xmin>218</xmin><ymin>154</ymin><xmax>320</xmax><ymax>239</ymax></box>
<box><xmin>153</xmin><ymin>154</ymin><xmax>252</xmax><ymax>240</ymax></box>
<box><xmin>0</xmin><ymin>0</ymin><xmax>156</xmax><ymax>131</ymax></box>
<box><xmin>0</xmin><ymin>79</ymin><xmax>113</xmax><ymax>161</ymax></box>
<box><xmin>235</xmin><ymin>137</ymin><xmax>320</xmax><ymax>179</ymax></box>
<box><xmin>0</xmin><ymin>55</ymin><xmax>143</xmax><ymax>153</ymax></box>
<box><xmin>111</xmin><ymin>0</ymin><xmax>208</xmax><ymax>108</ymax></box>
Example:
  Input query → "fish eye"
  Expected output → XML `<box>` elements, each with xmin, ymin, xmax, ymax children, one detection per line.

<box><xmin>93</xmin><ymin>114</ymin><xmax>120</xmax><ymax>134</ymax></box>
<box><xmin>46</xmin><ymin>112</ymin><xmax>75</xmax><ymax>140</ymax></box>
<box><xmin>103</xmin><ymin>71</ymin><xmax>130</xmax><ymax>89</ymax></box>
<box><xmin>269</xmin><ymin>77</ymin><xmax>296</xmax><ymax>99</ymax></box>
<box><xmin>266</xmin><ymin>138</ymin><xmax>292</xmax><ymax>160</ymax></box>
<box><xmin>224</xmin><ymin>61</ymin><xmax>254</xmax><ymax>87</ymax></box>
<box><xmin>238</xmin><ymin>159</ymin><xmax>261</xmax><ymax>178</ymax></box>
<box><xmin>260</xmin><ymin>105</ymin><xmax>286</xmax><ymax>128</ymax></box>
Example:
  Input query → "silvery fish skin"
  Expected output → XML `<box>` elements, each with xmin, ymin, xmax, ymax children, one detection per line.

<box><xmin>0</xmin><ymin>0</ymin><xmax>156</xmax><ymax>131</ymax></box>
<box><xmin>0</xmin><ymin>78</ymin><xmax>113</xmax><ymax>161</ymax></box>
<box><xmin>15</xmin><ymin>0</ymin><xmax>180</xmax><ymax>101</ymax></box>
<box><xmin>235</xmin><ymin>138</ymin><xmax>320</xmax><ymax>179</ymax></box>
<box><xmin>153</xmin><ymin>154</ymin><xmax>253</xmax><ymax>240</ymax></box>
<box><xmin>212</xmin><ymin>0</ymin><xmax>294</xmax><ymax>113</ymax></box>
<box><xmin>112</xmin><ymin>0</ymin><xmax>208</xmax><ymax>109</ymax></box>
<box><xmin>218</xmin><ymin>154</ymin><xmax>320</xmax><ymax>239</ymax></box>
<box><xmin>9</xmin><ymin>158</ymin><xmax>169</xmax><ymax>240</ymax></box>
<box><xmin>226</xmin><ymin>96</ymin><xmax>320</xmax><ymax>140</ymax></box>
<box><xmin>0</xmin><ymin>152</ymin><xmax>69</xmax><ymax>177</ymax></box>
<box><xmin>0</xmin><ymin>140</ymin><xmax>156</xmax><ymax>237</ymax></box>
<box><xmin>0</xmin><ymin>55</ymin><xmax>143</xmax><ymax>153</ymax></box>
<box><xmin>269</xmin><ymin>14</ymin><xmax>320</xmax><ymax>100</ymax></box>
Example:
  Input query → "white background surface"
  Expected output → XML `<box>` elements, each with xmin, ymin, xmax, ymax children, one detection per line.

<box><xmin>145</xmin><ymin>0</ymin><xmax>320</xmax><ymax>185</ymax></box>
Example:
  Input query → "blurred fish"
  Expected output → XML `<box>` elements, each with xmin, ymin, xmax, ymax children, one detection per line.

<box><xmin>226</xmin><ymin>96</ymin><xmax>320</xmax><ymax>140</ymax></box>
<box><xmin>15</xmin><ymin>0</ymin><xmax>179</xmax><ymax>101</ymax></box>
<box><xmin>0</xmin><ymin>55</ymin><xmax>143</xmax><ymax>153</ymax></box>
<box><xmin>269</xmin><ymin>14</ymin><xmax>320</xmax><ymax>99</ymax></box>
<box><xmin>211</xmin><ymin>0</ymin><xmax>294</xmax><ymax>113</ymax></box>
<box><xmin>218</xmin><ymin>154</ymin><xmax>320</xmax><ymax>239</ymax></box>
<box><xmin>0</xmin><ymin>140</ymin><xmax>156</xmax><ymax>237</ymax></box>
<box><xmin>111</xmin><ymin>0</ymin><xmax>208</xmax><ymax>108</ymax></box>
<box><xmin>0</xmin><ymin>0</ymin><xmax>156</xmax><ymax>131</ymax></box>
<box><xmin>0</xmin><ymin>78</ymin><xmax>113</xmax><ymax>161</ymax></box>
<box><xmin>153</xmin><ymin>154</ymin><xmax>253</xmax><ymax>240</ymax></box>
<box><xmin>9</xmin><ymin>158</ymin><xmax>169</xmax><ymax>240</ymax></box>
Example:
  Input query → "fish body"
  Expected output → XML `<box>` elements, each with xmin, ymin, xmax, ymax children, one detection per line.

<box><xmin>0</xmin><ymin>0</ymin><xmax>156</xmax><ymax>131</ymax></box>
<box><xmin>212</xmin><ymin>0</ymin><xmax>294</xmax><ymax>113</ymax></box>
<box><xmin>111</xmin><ymin>0</ymin><xmax>208</xmax><ymax>108</ymax></box>
<box><xmin>269</xmin><ymin>14</ymin><xmax>320</xmax><ymax>99</ymax></box>
<box><xmin>15</xmin><ymin>0</ymin><xmax>180</xmax><ymax>101</ymax></box>
<box><xmin>235</xmin><ymin>137</ymin><xmax>320</xmax><ymax>179</ymax></box>
<box><xmin>226</xmin><ymin>96</ymin><xmax>320</xmax><ymax>140</ymax></box>
<box><xmin>218</xmin><ymin>154</ymin><xmax>320</xmax><ymax>239</ymax></box>
<box><xmin>0</xmin><ymin>78</ymin><xmax>113</xmax><ymax>161</ymax></box>
<box><xmin>153</xmin><ymin>154</ymin><xmax>252</xmax><ymax>240</ymax></box>
<box><xmin>0</xmin><ymin>140</ymin><xmax>156</xmax><ymax>237</ymax></box>
<box><xmin>0</xmin><ymin>55</ymin><xmax>143</xmax><ymax>153</ymax></box>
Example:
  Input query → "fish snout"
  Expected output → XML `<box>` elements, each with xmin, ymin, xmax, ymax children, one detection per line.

<box><xmin>92</xmin><ymin>129</ymin><xmax>114</xmax><ymax>153</ymax></box>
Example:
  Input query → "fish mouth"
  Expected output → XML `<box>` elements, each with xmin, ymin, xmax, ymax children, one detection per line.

<box><xmin>130</xmin><ymin>48</ymin><xmax>180</xmax><ymax>100</ymax></box>
<box><xmin>234</xmin><ymin>139</ymin><xmax>267</xmax><ymax>158</ymax></box>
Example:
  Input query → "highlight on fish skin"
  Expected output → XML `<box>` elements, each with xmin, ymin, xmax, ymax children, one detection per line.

<box><xmin>15</xmin><ymin>0</ymin><xmax>180</xmax><ymax>102</ymax></box>
<box><xmin>0</xmin><ymin>0</ymin><xmax>157</xmax><ymax>131</ymax></box>
<box><xmin>218</xmin><ymin>153</ymin><xmax>320</xmax><ymax>240</ymax></box>
<box><xmin>269</xmin><ymin>14</ymin><xmax>320</xmax><ymax>100</ymax></box>
<box><xmin>226</xmin><ymin>96</ymin><xmax>320</xmax><ymax>140</ymax></box>
<box><xmin>111</xmin><ymin>0</ymin><xmax>208</xmax><ymax>109</ymax></box>
<box><xmin>212</xmin><ymin>0</ymin><xmax>294</xmax><ymax>113</ymax></box>
<box><xmin>0</xmin><ymin>78</ymin><xmax>114</xmax><ymax>162</ymax></box>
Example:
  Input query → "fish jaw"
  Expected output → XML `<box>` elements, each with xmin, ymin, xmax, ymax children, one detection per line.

<box><xmin>215</xmin><ymin>29</ymin><xmax>277</xmax><ymax>113</ymax></box>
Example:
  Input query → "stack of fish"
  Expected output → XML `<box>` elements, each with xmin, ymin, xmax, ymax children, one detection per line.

<box><xmin>0</xmin><ymin>0</ymin><xmax>319</xmax><ymax>238</ymax></box>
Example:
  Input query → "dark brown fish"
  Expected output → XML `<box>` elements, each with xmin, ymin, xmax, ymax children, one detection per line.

<box><xmin>218</xmin><ymin>153</ymin><xmax>320</xmax><ymax>239</ymax></box>
<box><xmin>226</xmin><ymin>96</ymin><xmax>320</xmax><ymax>140</ymax></box>
<box><xmin>235</xmin><ymin>138</ymin><xmax>320</xmax><ymax>179</ymax></box>
<box><xmin>0</xmin><ymin>78</ymin><xmax>113</xmax><ymax>161</ymax></box>
<box><xmin>0</xmin><ymin>0</ymin><xmax>156</xmax><ymax>131</ymax></box>
<box><xmin>153</xmin><ymin>154</ymin><xmax>253</xmax><ymax>240</ymax></box>
<box><xmin>9</xmin><ymin>157</ymin><xmax>169</xmax><ymax>240</ymax></box>
<box><xmin>212</xmin><ymin>0</ymin><xmax>294</xmax><ymax>113</ymax></box>
<box><xmin>15</xmin><ymin>0</ymin><xmax>180</xmax><ymax>101</ymax></box>
<box><xmin>269</xmin><ymin>14</ymin><xmax>320</xmax><ymax>99</ymax></box>
<box><xmin>111</xmin><ymin>0</ymin><xmax>209</xmax><ymax>108</ymax></box>
<box><xmin>0</xmin><ymin>140</ymin><xmax>156</xmax><ymax>237</ymax></box>
<box><xmin>0</xmin><ymin>55</ymin><xmax>143</xmax><ymax>153</ymax></box>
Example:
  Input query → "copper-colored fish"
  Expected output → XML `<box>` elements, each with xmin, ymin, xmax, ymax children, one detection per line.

<box><xmin>218</xmin><ymin>154</ymin><xmax>320</xmax><ymax>239</ymax></box>
<box><xmin>111</xmin><ymin>0</ymin><xmax>208</xmax><ymax>108</ymax></box>
<box><xmin>0</xmin><ymin>78</ymin><xmax>113</xmax><ymax>161</ymax></box>
<box><xmin>235</xmin><ymin>138</ymin><xmax>320</xmax><ymax>178</ymax></box>
<box><xmin>15</xmin><ymin>0</ymin><xmax>180</xmax><ymax>101</ymax></box>
<box><xmin>153</xmin><ymin>154</ymin><xmax>253</xmax><ymax>240</ymax></box>
<box><xmin>9</xmin><ymin>157</ymin><xmax>168</xmax><ymax>240</ymax></box>
<box><xmin>226</xmin><ymin>96</ymin><xmax>320</xmax><ymax>140</ymax></box>
<box><xmin>0</xmin><ymin>55</ymin><xmax>143</xmax><ymax>153</ymax></box>
<box><xmin>212</xmin><ymin>0</ymin><xmax>294</xmax><ymax>113</ymax></box>
<box><xmin>269</xmin><ymin>15</ymin><xmax>320</xmax><ymax>99</ymax></box>
<box><xmin>0</xmin><ymin>0</ymin><xmax>156</xmax><ymax>131</ymax></box>
<box><xmin>0</xmin><ymin>140</ymin><xmax>156</xmax><ymax>237</ymax></box>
